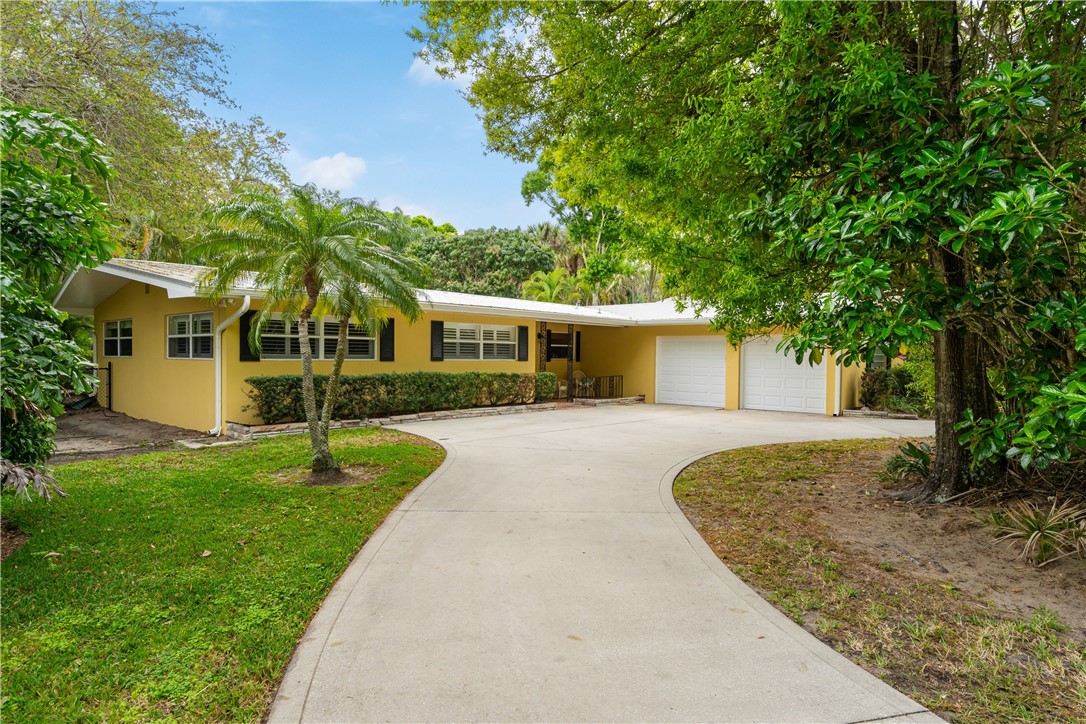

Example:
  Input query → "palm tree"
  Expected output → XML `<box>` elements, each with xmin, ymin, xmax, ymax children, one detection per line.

<box><xmin>521</xmin><ymin>268</ymin><xmax>587</xmax><ymax>305</ymax></box>
<box><xmin>124</xmin><ymin>210</ymin><xmax>186</xmax><ymax>262</ymax></box>
<box><xmin>193</xmin><ymin>184</ymin><xmax>424</xmax><ymax>474</ymax></box>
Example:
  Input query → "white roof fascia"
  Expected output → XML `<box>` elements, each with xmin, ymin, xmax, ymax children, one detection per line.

<box><xmin>98</xmin><ymin>262</ymin><xmax>198</xmax><ymax>299</ymax></box>
<box><xmin>51</xmin><ymin>269</ymin><xmax>81</xmax><ymax>308</ymax></box>
<box><xmin>58</xmin><ymin>261</ymin><xmax>716</xmax><ymax>327</ymax></box>
<box><xmin>418</xmin><ymin>299</ymin><xmax>632</xmax><ymax>327</ymax></box>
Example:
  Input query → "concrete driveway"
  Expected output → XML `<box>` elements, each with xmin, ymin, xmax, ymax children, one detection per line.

<box><xmin>270</xmin><ymin>405</ymin><xmax>940</xmax><ymax>723</ymax></box>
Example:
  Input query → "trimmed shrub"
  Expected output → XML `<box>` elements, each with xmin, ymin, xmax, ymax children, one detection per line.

<box><xmin>535</xmin><ymin>372</ymin><xmax>557</xmax><ymax>401</ymax></box>
<box><xmin>245</xmin><ymin>371</ymin><xmax>553</xmax><ymax>424</ymax></box>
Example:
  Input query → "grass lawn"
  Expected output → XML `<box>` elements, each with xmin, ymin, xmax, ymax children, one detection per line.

<box><xmin>1</xmin><ymin>428</ymin><xmax>444</xmax><ymax>722</ymax></box>
<box><xmin>674</xmin><ymin>438</ymin><xmax>1086</xmax><ymax>723</ymax></box>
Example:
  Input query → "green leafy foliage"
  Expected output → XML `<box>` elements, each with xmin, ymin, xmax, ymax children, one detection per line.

<box><xmin>406</xmin><ymin>227</ymin><xmax>553</xmax><ymax>298</ymax></box>
<box><xmin>1</xmin><ymin>1</ymin><xmax>289</xmax><ymax>248</ymax></box>
<box><xmin>521</xmin><ymin>268</ymin><xmax>587</xmax><ymax>304</ymax></box>
<box><xmin>989</xmin><ymin>499</ymin><xmax>1086</xmax><ymax>566</ymax></box>
<box><xmin>885</xmin><ymin>442</ymin><xmax>934</xmax><ymax>483</ymax></box>
<box><xmin>414</xmin><ymin>2</ymin><xmax>1086</xmax><ymax>497</ymax></box>
<box><xmin>1</xmin><ymin>105</ymin><xmax>114</xmax><ymax>477</ymax></box>
<box><xmin>245</xmin><ymin>371</ymin><xmax>556</xmax><ymax>423</ymax></box>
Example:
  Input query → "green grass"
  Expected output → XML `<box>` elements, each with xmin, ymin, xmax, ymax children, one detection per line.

<box><xmin>674</xmin><ymin>439</ymin><xmax>1086</xmax><ymax>723</ymax></box>
<box><xmin>1</xmin><ymin>428</ymin><xmax>444</xmax><ymax>722</ymax></box>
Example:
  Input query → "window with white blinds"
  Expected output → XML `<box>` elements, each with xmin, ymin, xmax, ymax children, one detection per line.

<box><xmin>443</xmin><ymin>323</ymin><xmax>517</xmax><ymax>360</ymax></box>
<box><xmin>259</xmin><ymin>316</ymin><xmax>375</xmax><ymax>360</ymax></box>
<box><xmin>167</xmin><ymin>312</ymin><xmax>214</xmax><ymax>359</ymax></box>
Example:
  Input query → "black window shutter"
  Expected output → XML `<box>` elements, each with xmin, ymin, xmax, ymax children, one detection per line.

<box><xmin>431</xmin><ymin>320</ymin><xmax>444</xmax><ymax>361</ymax></box>
<box><xmin>545</xmin><ymin>329</ymin><xmax>553</xmax><ymax>362</ymax></box>
<box><xmin>575</xmin><ymin>331</ymin><xmax>581</xmax><ymax>362</ymax></box>
<box><xmin>379</xmin><ymin>318</ymin><xmax>395</xmax><ymax>361</ymax></box>
<box><xmin>239</xmin><ymin>310</ymin><xmax>260</xmax><ymax>361</ymax></box>
<box><xmin>517</xmin><ymin>325</ymin><xmax>529</xmax><ymax>362</ymax></box>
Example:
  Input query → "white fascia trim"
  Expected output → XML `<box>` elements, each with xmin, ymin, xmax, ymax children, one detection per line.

<box><xmin>420</xmin><ymin>300</ymin><xmax>632</xmax><ymax>327</ymax></box>
<box><xmin>92</xmin><ymin>262</ymin><xmax>198</xmax><ymax>298</ymax></box>
<box><xmin>52</xmin><ymin>270</ymin><xmax>80</xmax><ymax>307</ymax></box>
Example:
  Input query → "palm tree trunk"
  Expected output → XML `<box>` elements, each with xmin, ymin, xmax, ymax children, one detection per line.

<box><xmin>320</xmin><ymin>315</ymin><xmax>350</xmax><ymax>441</ymax></box>
<box><xmin>298</xmin><ymin>288</ymin><xmax>338</xmax><ymax>474</ymax></box>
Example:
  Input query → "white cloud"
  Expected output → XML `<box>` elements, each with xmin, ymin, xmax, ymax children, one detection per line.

<box><xmin>407</xmin><ymin>56</ymin><xmax>471</xmax><ymax>90</ymax></box>
<box><xmin>298</xmin><ymin>152</ymin><xmax>368</xmax><ymax>191</ymax></box>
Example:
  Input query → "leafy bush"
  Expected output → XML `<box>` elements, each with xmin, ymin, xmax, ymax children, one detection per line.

<box><xmin>245</xmin><ymin>371</ymin><xmax>554</xmax><ymax>424</ymax></box>
<box><xmin>989</xmin><ymin>499</ymin><xmax>1086</xmax><ymax>566</ymax></box>
<box><xmin>899</xmin><ymin>343</ymin><xmax>935</xmax><ymax>412</ymax></box>
<box><xmin>860</xmin><ymin>366</ymin><xmax>912</xmax><ymax>408</ymax></box>
<box><xmin>884</xmin><ymin>441</ymin><xmax>933</xmax><ymax>483</ymax></box>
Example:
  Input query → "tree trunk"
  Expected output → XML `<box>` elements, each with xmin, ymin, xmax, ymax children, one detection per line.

<box><xmin>320</xmin><ymin>314</ymin><xmax>350</xmax><ymax>442</ymax></box>
<box><xmin>298</xmin><ymin>285</ymin><xmax>338</xmax><ymax>474</ymax></box>
<box><xmin>904</xmin><ymin>3</ymin><xmax>1001</xmax><ymax>502</ymax></box>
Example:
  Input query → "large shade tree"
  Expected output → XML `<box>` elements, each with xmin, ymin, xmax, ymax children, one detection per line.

<box><xmin>193</xmin><ymin>185</ymin><xmax>425</xmax><ymax>474</ymax></box>
<box><xmin>2</xmin><ymin>0</ymin><xmax>289</xmax><ymax>254</ymax></box>
<box><xmin>1</xmin><ymin>105</ymin><xmax>116</xmax><ymax>498</ymax></box>
<box><xmin>413</xmin><ymin>1</ymin><xmax>1086</xmax><ymax>500</ymax></box>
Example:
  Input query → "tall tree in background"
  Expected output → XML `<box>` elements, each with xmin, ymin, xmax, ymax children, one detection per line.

<box><xmin>521</xmin><ymin>268</ymin><xmax>587</xmax><ymax>305</ymax></box>
<box><xmin>1</xmin><ymin>105</ymin><xmax>116</xmax><ymax>498</ymax></box>
<box><xmin>1</xmin><ymin>0</ymin><xmax>289</xmax><ymax>256</ymax></box>
<box><xmin>414</xmin><ymin>1</ymin><xmax>1086</xmax><ymax>500</ymax></box>
<box><xmin>194</xmin><ymin>185</ymin><xmax>425</xmax><ymax>475</ymax></box>
<box><xmin>406</xmin><ymin>227</ymin><xmax>554</xmax><ymax>298</ymax></box>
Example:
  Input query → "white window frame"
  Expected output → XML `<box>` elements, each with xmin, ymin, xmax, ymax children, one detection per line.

<box><xmin>103</xmin><ymin>319</ymin><xmax>132</xmax><ymax>358</ymax></box>
<box><xmin>258</xmin><ymin>314</ymin><xmax>376</xmax><ymax>361</ymax></box>
<box><xmin>167</xmin><ymin>312</ymin><xmax>215</xmax><ymax>360</ymax></box>
<box><xmin>443</xmin><ymin>323</ymin><xmax>517</xmax><ymax>361</ymax></box>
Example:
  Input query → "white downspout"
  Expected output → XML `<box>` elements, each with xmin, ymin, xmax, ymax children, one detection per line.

<box><xmin>210</xmin><ymin>295</ymin><xmax>251</xmax><ymax>435</ymax></box>
<box><xmin>834</xmin><ymin>354</ymin><xmax>843</xmax><ymax>416</ymax></box>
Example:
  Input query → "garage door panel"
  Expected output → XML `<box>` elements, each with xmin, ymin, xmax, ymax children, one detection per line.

<box><xmin>656</xmin><ymin>337</ymin><xmax>727</xmax><ymax>407</ymax></box>
<box><xmin>742</xmin><ymin>337</ymin><xmax>827</xmax><ymax>414</ymax></box>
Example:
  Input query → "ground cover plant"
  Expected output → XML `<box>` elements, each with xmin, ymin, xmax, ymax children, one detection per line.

<box><xmin>0</xmin><ymin>427</ymin><xmax>444</xmax><ymax>721</ymax></box>
<box><xmin>674</xmin><ymin>439</ymin><xmax>1086</xmax><ymax>723</ymax></box>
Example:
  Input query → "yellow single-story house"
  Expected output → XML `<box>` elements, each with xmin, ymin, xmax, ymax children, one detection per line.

<box><xmin>53</xmin><ymin>259</ymin><xmax>862</xmax><ymax>433</ymax></box>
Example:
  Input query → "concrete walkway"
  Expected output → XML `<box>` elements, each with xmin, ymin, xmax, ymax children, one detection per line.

<box><xmin>270</xmin><ymin>406</ymin><xmax>941</xmax><ymax>723</ymax></box>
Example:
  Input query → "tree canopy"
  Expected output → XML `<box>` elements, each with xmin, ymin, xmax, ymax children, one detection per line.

<box><xmin>1</xmin><ymin>105</ymin><xmax>117</xmax><ymax>497</ymax></box>
<box><xmin>406</xmin><ymin>226</ymin><xmax>554</xmax><ymax>298</ymax></box>
<box><xmin>1</xmin><ymin>0</ymin><xmax>289</xmax><ymax>256</ymax></box>
<box><xmin>414</xmin><ymin>1</ymin><xmax>1086</xmax><ymax>498</ymax></box>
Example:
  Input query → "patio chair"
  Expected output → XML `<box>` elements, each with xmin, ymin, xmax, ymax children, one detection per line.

<box><xmin>573</xmin><ymin>370</ymin><xmax>596</xmax><ymax>398</ymax></box>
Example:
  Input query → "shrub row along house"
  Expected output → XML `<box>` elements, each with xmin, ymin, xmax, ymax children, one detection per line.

<box><xmin>54</xmin><ymin>259</ymin><xmax>863</xmax><ymax>433</ymax></box>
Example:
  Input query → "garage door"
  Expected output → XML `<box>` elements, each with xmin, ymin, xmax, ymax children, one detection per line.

<box><xmin>742</xmin><ymin>336</ymin><xmax>827</xmax><ymax>414</ymax></box>
<box><xmin>656</xmin><ymin>336</ymin><xmax>727</xmax><ymax>407</ymax></box>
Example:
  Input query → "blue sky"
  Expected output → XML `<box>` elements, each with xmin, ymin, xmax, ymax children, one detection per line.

<box><xmin>164</xmin><ymin>1</ymin><xmax>550</xmax><ymax>232</ymax></box>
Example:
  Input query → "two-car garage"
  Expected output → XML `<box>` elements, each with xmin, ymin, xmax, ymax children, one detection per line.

<box><xmin>655</xmin><ymin>335</ymin><xmax>829</xmax><ymax>414</ymax></box>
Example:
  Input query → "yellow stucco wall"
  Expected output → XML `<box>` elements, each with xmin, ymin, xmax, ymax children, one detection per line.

<box><xmin>579</xmin><ymin>325</ymin><xmax>741</xmax><ymax>406</ymax></box>
<box><xmin>222</xmin><ymin>303</ymin><xmax>540</xmax><ymax>424</ymax></box>
<box><xmin>580</xmin><ymin>325</ymin><xmax>860</xmax><ymax>415</ymax></box>
<box><xmin>841</xmin><ymin>362</ymin><xmax>863</xmax><ymax>410</ymax></box>
<box><xmin>95</xmin><ymin>282</ymin><xmax>218</xmax><ymax>431</ymax></box>
<box><xmin>93</xmin><ymin>281</ymin><xmax>863</xmax><ymax>429</ymax></box>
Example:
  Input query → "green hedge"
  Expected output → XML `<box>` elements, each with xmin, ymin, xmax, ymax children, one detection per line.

<box><xmin>245</xmin><ymin>371</ymin><xmax>558</xmax><ymax>424</ymax></box>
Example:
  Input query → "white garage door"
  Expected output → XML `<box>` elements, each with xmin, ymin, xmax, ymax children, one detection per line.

<box><xmin>742</xmin><ymin>336</ymin><xmax>827</xmax><ymax>414</ymax></box>
<box><xmin>656</xmin><ymin>336</ymin><xmax>727</xmax><ymax>407</ymax></box>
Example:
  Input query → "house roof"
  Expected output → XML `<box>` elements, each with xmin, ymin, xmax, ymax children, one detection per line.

<box><xmin>53</xmin><ymin>259</ymin><xmax>712</xmax><ymax>327</ymax></box>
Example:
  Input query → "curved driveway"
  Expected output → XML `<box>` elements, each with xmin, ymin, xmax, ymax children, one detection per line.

<box><xmin>270</xmin><ymin>406</ymin><xmax>941</xmax><ymax>723</ymax></box>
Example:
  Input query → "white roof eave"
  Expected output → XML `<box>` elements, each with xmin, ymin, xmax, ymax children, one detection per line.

<box><xmin>54</xmin><ymin>260</ymin><xmax>714</xmax><ymax>327</ymax></box>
